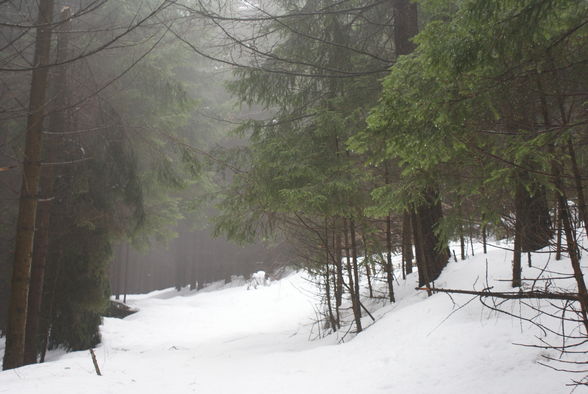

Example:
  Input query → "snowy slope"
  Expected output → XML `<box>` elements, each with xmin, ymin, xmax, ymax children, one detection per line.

<box><xmin>0</xmin><ymin>243</ymin><xmax>583</xmax><ymax>394</ymax></box>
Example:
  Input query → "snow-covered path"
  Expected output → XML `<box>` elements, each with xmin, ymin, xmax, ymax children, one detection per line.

<box><xmin>0</xmin><ymin>246</ymin><xmax>581</xmax><ymax>393</ymax></box>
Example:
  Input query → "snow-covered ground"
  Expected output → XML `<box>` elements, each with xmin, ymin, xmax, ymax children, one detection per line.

<box><xmin>0</xmin><ymin>242</ymin><xmax>585</xmax><ymax>393</ymax></box>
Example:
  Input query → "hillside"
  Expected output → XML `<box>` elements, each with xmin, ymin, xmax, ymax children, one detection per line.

<box><xmin>0</xmin><ymin>243</ymin><xmax>582</xmax><ymax>393</ymax></box>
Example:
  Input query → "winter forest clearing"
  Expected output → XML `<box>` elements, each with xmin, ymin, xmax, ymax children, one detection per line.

<box><xmin>1</xmin><ymin>0</ymin><xmax>588</xmax><ymax>392</ymax></box>
<box><xmin>0</xmin><ymin>243</ymin><xmax>579</xmax><ymax>394</ymax></box>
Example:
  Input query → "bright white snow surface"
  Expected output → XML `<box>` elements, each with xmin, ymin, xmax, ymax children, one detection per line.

<box><xmin>0</xmin><ymin>242</ymin><xmax>584</xmax><ymax>393</ymax></box>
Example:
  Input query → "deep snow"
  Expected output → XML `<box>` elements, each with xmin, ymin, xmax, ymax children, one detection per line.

<box><xmin>0</xmin><ymin>242</ymin><xmax>585</xmax><ymax>393</ymax></box>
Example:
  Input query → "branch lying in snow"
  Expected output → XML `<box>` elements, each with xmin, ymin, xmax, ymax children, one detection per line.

<box><xmin>416</xmin><ymin>287</ymin><xmax>580</xmax><ymax>302</ymax></box>
<box><xmin>89</xmin><ymin>349</ymin><xmax>102</xmax><ymax>376</ymax></box>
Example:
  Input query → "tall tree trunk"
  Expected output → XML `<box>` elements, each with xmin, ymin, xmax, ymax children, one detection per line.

<box><xmin>512</xmin><ymin>184</ymin><xmax>524</xmax><ymax>288</ymax></box>
<box><xmin>23</xmin><ymin>8</ymin><xmax>71</xmax><ymax>365</ymax></box>
<box><xmin>411</xmin><ymin>210</ymin><xmax>432</xmax><ymax>296</ymax></box>
<box><xmin>324</xmin><ymin>219</ymin><xmax>337</xmax><ymax>330</ymax></box>
<box><xmin>555</xmin><ymin>199</ymin><xmax>563</xmax><ymax>260</ymax></box>
<box><xmin>468</xmin><ymin>219</ymin><xmax>475</xmax><ymax>256</ymax></box>
<box><xmin>548</xmin><ymin>143</ymin><xmax>588</xmax><ymax>331</ymax></box>
<box><xmin>383</xmin><ymin>163</ymin><xmax>397</xmax><ymax>296</ymax></box>
<box><xmin>394</xmin><ymin>1</ymin><xmax>448</xmax><ymax>289</ymax></box>
<box><xmin>343</xmin><ymin>219</ymin><xmax>361</xmax><ymax>333</ymax></box>
<box><xmin>343</xmin><ymin>218</ymin><xmax>355</xmax><ymax>303</ymax></box>
<box><xmin>559</xmin><ymin>193</ymin><xmax>588</xmax><ymax>333</ymax></box>
<box><xmin>482</xmin><ymin>223</ymin><xmax>487</xmax><ymax>254</ymax></box>
<box><xmin>567</xmin><ymin>138</ymin><xmax>588</xmax><ymax>239</ymax></box>
<box><xmin>519</xmin><ymin>182</ymin><xmax>552</xmax><ymax>252</ymax></box>
<box><xmin>123</xmin><ymin>244</ymin><xmax>130</xmax><ymax>303</ymax></box>
<box><xmin>189</xmin><ymin>259</ymin><xmax>197</xmax><ymax>290</ymax></box>
<box><xmin>402</xmin><ymin>211</ymin><xmax>413</xmax><ymax>276</ymax></box>
<box><xmin>365</xmin><ymin>261</ymin><xmax>373</xmax><ymax>299</ymax></box>
<box><xmin>386</xmin><ymin>214</ymin><xmax>396</xmax><ymax>301</ymax></box>
<box><xmin>114</xmin><ymin>245</ymin><xmax>123</xmax><ymax>300</ymax></box>
<box><xmin>412</xmin><ymin>188</ymin><xmax>449</xmax><ymax>288</ymax></box>
<box><xmin>3</xmin><ymin>0</ymin><xmax>55</xmax><ymax>371</ymax></box>
<box><xmin>334</xmin><ymin>221</ymin><xmax>343</xmax><ymax>308</ymax></box>
<box><xmin>362</xmin><ymin>234</ymin><xmax>374</xmax><ymax>299</ymax></box>
<box><xmin>392</xmin><ymin>0</ymin><xmax>418</xmax><ymax>56</ymax></box>
<box><xmin>460</xmin><ymin>230</ymin><xmax>466</xmax><ymax>260</ymax></box>
<box><xmin>38</xmin><ymin>244</ymin><xmax>64</xmax><ymax>363</ymax></box>
<box><xmin>349</xmin><ymin>218</ymin><xmax>362</xmax><ymax>333</ymax></box>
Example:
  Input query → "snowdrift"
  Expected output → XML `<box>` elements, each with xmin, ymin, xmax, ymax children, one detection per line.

<box><xmin>0</xmin><ymin>242</ymin><xmax>582</xmax><ymax>393</ymax></box>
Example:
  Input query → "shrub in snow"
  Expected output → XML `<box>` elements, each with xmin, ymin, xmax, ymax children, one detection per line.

<box><xmin>247</xmin><ymin>271</ymin><xmax>269</xmax><ymax>290</ymax></box>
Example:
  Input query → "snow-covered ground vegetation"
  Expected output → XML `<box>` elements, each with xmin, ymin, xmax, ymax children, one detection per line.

<box><xmin>1</xmin><ymin>241</ymin><xmax>583</xmax><ymax>393</ymax></box>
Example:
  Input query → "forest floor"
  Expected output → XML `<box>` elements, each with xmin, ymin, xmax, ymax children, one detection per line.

<box><xmin>0</xmin><ymin>242</ymin><xmax>585</xmax><ymax>393</ymax></box>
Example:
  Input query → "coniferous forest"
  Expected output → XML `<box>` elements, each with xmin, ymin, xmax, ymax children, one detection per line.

<box><xmin>1</xmin><ymin>0</ymin><xmax>588</xmax><ymax>392</ymax></box>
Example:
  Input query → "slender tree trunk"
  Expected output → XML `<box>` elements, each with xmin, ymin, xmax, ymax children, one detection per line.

<box><xmin>386</xmin><ymin>214</ymin><xmax>396</xmax><ymax>301</ymax></box>
<box><xmin>365</xmin><ymin>261</ymin><xmax>373</xmax><ymax>299</ymax></box>
<box><xmin>349</xmin><ymin>218</ymin><xmax>362</xmax><ymax>333</ymax></box>
<box><xmin>343</xmin><ymin>218</ymin><xmax>355</xmax><ymax>302</ymax></box>
<box><xmin>559</xmin><ymin>194</ymin><xmax>588</xmax><ymax>333</ymax></box>
<box><xmin>39</xmin><ymin>245</ymin><xmax>64</xmax><ymax>363</ymax></box>
<box><xmin>402</xmin><ymin>211</ymin><xmax>413</xmax><ymax>276</ymax></box>
<box><xmin>123</xmin><ymin>244</ymin><xmax>130</xmax><ymax>303</ymax></box>
<box><xmin>555</xmin><ymin>199</ymin><xmax>562</xmax><ymax>260</ymax></box>
<box><xmin>460</xmin><ymin>230</ymin><xmax>466</xmax><ymax>260</ymax></box>
<box><xmin>334</xmin><ymin>221</ymin><xmax>343</xmax><ymax>308</ymax></box>
<box><xmin>383</xmin><ymin>164</ymin><xmax>397</xmax><ymax>296</ymax></box>
<box><xmin>114</xmin><ymin>245</ymin><xmax>122</xmax><ymax>300</ymax></box>
<box><xmin>469</xmin><ymin>220</ymin><xmax>475</xmax><ymax>256</ymax></box>
<box><xmin>362</xmin><ymin>234</ymin><xmax>374</xmax><ymax>299</ymax></box>
<box><xmin>23</xmin><ymin>8</ymin><xmax>71</xmax><ymax>365</ymax></box>
<box><xmin>393</xmin><ymin>0</ymin><xmax>419</xmax><ymax>278</ymax></box>
<box><xmin>3</xmin><ymin>0</ymin><xmax>55</xmax><ymax>371</ymax></box>
<box><xmin>548</xmin><ymin>142</ymin><xmax>588</xmax><ymax>330</ymax></box>
<box><xmin>324</xmin><ymin>266</ymin><xmax>337</xmax><ymax>331</ymax></box>
<box><xmin>343</xmin><ymin>219</ymin><xmax>361</xmax><ymax>333</ymax></box>
<box><xmin>482</xmin><ymin>223</ymin><xmax>487</xmax><ymax>254</ymax></box>
<box><xmin>189</xmin><ymin>259</ymin><xmax>197</xmax><ymax>290</ymax></box>
<box><xmin>324</xmin><ymin>219</ymin><xmax>337</xmax><ymax>330</ymax></box>
<box><xmin>23</xmin><ymin>129</ymin><xmax>55</xmax><ymax>365</ymax></box>
<box><xmin>513</xmin><ymin>184</ymin><xmax>524</xmax><ymax>288</ymax></box>
<box><xmin>567</xmin><ymin>138</ymin><xmax>588</xmax><ymax>239</ymax></box>
<box><xmin>536</xmin><ymin>77</ymin><xmax>562</xmax><ymax>261</ymax></box>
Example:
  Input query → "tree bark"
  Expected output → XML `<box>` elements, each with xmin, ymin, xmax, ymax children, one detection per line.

<box><xmin>114</xmin><ymin>245</ymin><xmax>122</xmax><ymax>300</ymax></box>
<box><xmin>402</xmin><ymin>211</ymin><xmax>413</xmax><ymax>276</ymax></box>
<box><xmin>343</xmin><ymin>218</ymin><xmax>355</xmax><ymax>306</ymax></box>
<box><xmin>567</xmin><ymin>138</ymin><xmax>588</xmax><ymax>239</ymax></box>
<box><xmin>482</xmin><ymin>223</ymin><xmax>487</xmax><ymax>254</ymax></box>
<box><xmin>512</xmin><ymin>184</ymin><xmax>524</xmax><ymax>288</ymax></box>
<box><xmin>349</xmin><ymin>218</ymin><xmax>362</xmax><ymax>333</ymax></box>
<box><xmin>3</xmin><ymin>0</ymin><xmax>55</xmax><ymax>371</ymax></box>
<box><xmin>468</xmin><ymin>220</ymin><xmax>475</xmax><ymax>256</ymax></box>
<box><xmin>324</xmin><ymin>219</ymin><xmax>337</xmax><ymax>330</ymax></box>
<box><xmin>386</xmin><ymin>214</ymin><xmax>396</xmax><ymax>301</ymax></box>
<box><xmin>412</xmin><ymin>188</ymin><xmax>449</xmax><ymax>288</ymax></box>
<box><xmin>558</xmin><ymin>194</ymin><xmax>588</xmax><ymax>333</ymax></box>
<box><xmin>123</xmin><ymin>244</ymin><xmax>129</xmax><ymax>303</ymax></box>
<box><xmin>23</xmin><ymin>7</ymin><xmax>71</xmax><ymax>365</ymax></box>
<box><xmin>412</xmin><ymin>210</ymin><xmax>432</xmax><ymax>296</ymax></box>
<box><xmin>555</xmin><ymin>199</ymin><xmax>562</xmax><ymax>260</ymax></box>
<box><xmin>460</xmin><ymin>230</ymin><xmax>466</xmax><ymax>260</ymax></box>
<box><xmin>334</xmin><ymin>221</ymin><xmax>343</xmax><ymax>308</ymax></box>
<box><xmin>519</xmin><ymin>182</ymin><xmax>552</xmax><ymax>252</ymax></box>
<box><xmin>392</xmin><ymin>0</ymin><xmax>418</xmax><ymax>56</ymax></box>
